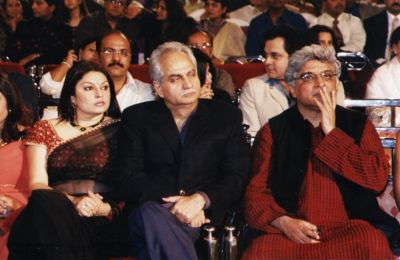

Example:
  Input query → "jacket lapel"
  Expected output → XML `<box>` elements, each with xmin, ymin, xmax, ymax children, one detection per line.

<box><xmin>182</xmin><ymin>101</ymin><xmax>209</xmax><ymax>148</ymax></box>
<box><xmin>269</xmin><ymin>86</ymin><xmax>290</xmax><ymax>110</ymax></box>
<box><xmin>153</xmin><ymin>101</ymin><xmax>180</xmax><ymax>152</ymax></box>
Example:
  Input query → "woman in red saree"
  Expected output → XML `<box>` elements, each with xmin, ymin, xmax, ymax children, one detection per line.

<box><xmin>8</xmin><ymin>61</ymin><xmax>125</xmax><ymax>260</ymax></box>
<box><xmin>0</xmin><ymin>74</ymin><xmax>33</xmax><ymax>259</ymax></box>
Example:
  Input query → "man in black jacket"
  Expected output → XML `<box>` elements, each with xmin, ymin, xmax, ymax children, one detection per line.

<box><xmin>116</xmin><ymin>41</ymin><xmax>250</xmax><ymax>259</ymax></box>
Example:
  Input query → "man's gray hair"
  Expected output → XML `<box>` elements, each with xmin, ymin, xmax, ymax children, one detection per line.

<box><xmin>285</xmin><ymin>44</ymin><xmax>341</xmax><ymax>85</ymax></box>
<box><xmin>149</xmin><ymin>41</ymin><xmax>197</xmax><ymax>84</ymax></box>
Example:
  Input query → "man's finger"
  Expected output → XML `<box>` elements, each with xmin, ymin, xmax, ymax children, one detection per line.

<box><xmin>162</xmin><ymin>196</ymin><xmax>181</xmax><ymax>203</ymax></box>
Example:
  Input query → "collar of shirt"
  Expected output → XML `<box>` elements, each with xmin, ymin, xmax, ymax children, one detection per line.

<box><xmin>266</xmin><ymin>78</ymin><xmax>291</xmax><ymax>103</ymax></box>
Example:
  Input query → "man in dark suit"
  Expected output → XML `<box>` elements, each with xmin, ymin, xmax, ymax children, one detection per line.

<box><xmin>364</xmin><ymin>0</ymin><xmax>400</xmax><ymax>67</ymax></box>
<box><xmin>116</xmin><ymin>41</ymin><xmax>250</xmax><ymax>259</ymax></box>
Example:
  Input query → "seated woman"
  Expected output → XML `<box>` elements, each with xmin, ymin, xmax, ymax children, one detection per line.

<box><xmin>143</xmin><ymin>0</ymin><xmax>198</xmax><ymax>59</ymax></box>
<box><xmin>8</xmin><ymin>61</ymin><xmax>124</xmax><ymax>259</ymax></box>
<box><xmin>0</xmin><ymin>74</ymin><xmax>33</xmax><ymax>259</ymax></box>
<box><xmin>191</xmin><ymin>48</ymin><xmax>232</xmax><ymax>104</ymax></box>
<box><xmin>200</xmin><ymin>0</ymin><xmax>246</xmax><ymax>62</ymax></box>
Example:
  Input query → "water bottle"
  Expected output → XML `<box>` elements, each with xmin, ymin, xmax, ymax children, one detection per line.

<box><xmin>204</xmin><ymin>225</ymin><xmax>218</xmax><ymax>260</ymax></box>
<box><xmin>224</xmin><ymin>226</ymin><xmax>237</xmax><ymax>260</ymax></box>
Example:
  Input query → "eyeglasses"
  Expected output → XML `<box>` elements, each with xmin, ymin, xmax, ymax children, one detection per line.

<box><xmin>108</xmin><ymin>0</ymin><xmax>126</xmax><ymax>7</ymax></box>
<box><xmin>294</xmin><ymin>70</ymin><xmax>336</xmax><ymax>84</ymax></box>
<box><xmin>101</xmin><ymin>48</ymin><xmax>131</xmax><ymax>58</ymax></box>
<box><xmin>188</xmin><ymin>43</ymin><xmax>212</xmax><ymax>49</ymax></box>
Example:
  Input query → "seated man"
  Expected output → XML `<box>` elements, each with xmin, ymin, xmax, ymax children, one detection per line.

<box><xmin>243</xmin><ymin>44</ymin><xmax>400</xmax><ymax>258</ymax></box>
<box><xmin>116</xmin><ymin>41</ymin><xmax>250</xmax><ymax>259</ymax></box>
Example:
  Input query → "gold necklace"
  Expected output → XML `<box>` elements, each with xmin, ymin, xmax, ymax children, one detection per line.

<box><xmin>70</xmin><ymin>116</ymin><xmax>105</xmax><ymax>132</ymax></box>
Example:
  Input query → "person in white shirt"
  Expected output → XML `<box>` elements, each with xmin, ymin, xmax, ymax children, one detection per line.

<box><xmin>227</xmin><ymin>0</ymin><xmax>268</xmax><ymax>25</ymax></box>
<box><xmin>313</xmin><ymin>0</ymin><xmax>366</xmax><ymax>52</ymax></box>
<box><xmin>97</xmin><ymin>31</ymin><xmax>155</xmax><ymax>111</ymax></box>
<box><xmin>365</xmin><ymin>27</ymin><xmax>400</xmax><ymax>99</ymax></box>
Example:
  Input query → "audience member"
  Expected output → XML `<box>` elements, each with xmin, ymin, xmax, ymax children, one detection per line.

<box><xmin>8</xmin><ymin>61</ymin><xmax>127</xmax><ymax>259</ymax></box>
<box><xmin>395</xmin><ymin>131</ymin><xmax>400</xmax><ymax>211</ymax></box>
<box><xmin>142</xmin><ymin>0</ymin><xmax>198</xmax><ymax>59</ymax></box>
<box><xmin>191</xmin><ymin>48</ymin><xmax>232</xmax><ymax>103</ymax></box>
<box><xmin>365</xmin><ymin>27</ymin><xmax>400</xmax><ymax>98</ymax></box>
<box><xmin>8</xmin><ymin>0</ymin><xmax>73</xmax><ymax>65</ymax></box>
<box><xmin>239</xmin><ymin>26</ymin><xmax>303</xmax><ymax>137</ymax></box>
<box><xmin>227</xmin><ymin>0</ymin><xmax>268</xmax><ymax>25</ymax></box>
<box><xmin>243</xmin><ymin>44</ymin><xmax>400</xmax><ymax>258</ymax></box>
<box><xmin>40</xmin><ymin>37</ymin><xmax>99</xmax><ymax>99</ymax></box>
<box><xmin>76</xmin><ymin>0</ymin><xmax>141</xmax><ymax>63</ymax></box>
<box><xmin>307</xmin><ymin>24</ymin><xmax>350</xmax><ymax>96</ymax></box>
<box><xmin>245</xmin><ymin>0</ymin><xmax>307</xmax><ymax>56</ymax></box>
<box><xmin>115</xmin><ymin>41</ymin><xmax>250</xmax><ymax>259</ymax></box>
<box><xmin>1</xmin><ymin>0</ymin><xmax>24</xmax><ymax>57</ymax></box>
<box><xmin>200</xmin><ymin>0</ymin><xmax>246</xmax><ymax>62</ymax></box>
<box><xmin>364</xmin><ymin>0</ymin><xmax>400</xmax><ymax>66</ymax></box>
<box><xmin>58</xmin><ymin>0</ymin><xmax>96</xmax><ymax>46</ymax></box>
<box><xmin>97</xmin><ymin>31</ymin><xmax>155</xmax><ymax>111</ymax></box>
<box><xmin>314</xmin><ymin>0</ymin><xmax>365</xmax><ymax>52</ymax></box>
<box><xmin>307</xmin><ymin>24</ymin><xmax>339</xmax><ymax>50</ymax></box>
<box><xmin>187</xmin><ymin>29</ymin><xmax>236</xmax><ymax>98</ymax></box>
<box><xmin>0</xmin><ymin>75</ymin><xmax>33</xmax><ymax>259</ymax></box>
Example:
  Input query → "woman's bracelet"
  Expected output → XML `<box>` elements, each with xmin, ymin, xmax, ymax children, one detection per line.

<box><xmin>61</xmin><ymin>61</ymin><xmax>72</xmax><ymax>69</ymax></box>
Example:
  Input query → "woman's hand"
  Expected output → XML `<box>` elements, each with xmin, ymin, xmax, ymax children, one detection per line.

<box><xmin>74</xmin><ymin>191</ymin><xmax>111</xmax><ymax>217</ymax></box>
<box><xmin>0</xmin><ymin>195</ymin><xmax>22</xmax><ymax>217</ymax></box>
<box><xmin>18</xmin><ymin>53</ymin><xmax>41</xmax><ymax>66</ymax></box>
<box><xmin>200</xmin><ymin>85</ymin><xmax>214</xmax><ymax>99</ymax></box>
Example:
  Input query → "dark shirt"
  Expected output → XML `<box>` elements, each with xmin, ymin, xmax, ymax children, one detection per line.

<box><xmin>76</xmin><ymin>11</ymin><xmax>142</xmax><ymax>63</ymax></box>
<box><xmin>245</xmin><ymin>9</ymin><xmax>307</xmax><ymax>56</ymax></box>
<box><xmin>9</xmin><ymin>17</ymin><xmax>73</xmax><ymax>65</ymax></box>
<box><xmin>142</xmin><ymin>15</ymin><xmax>198</xmax><ymax>59</ymax></box>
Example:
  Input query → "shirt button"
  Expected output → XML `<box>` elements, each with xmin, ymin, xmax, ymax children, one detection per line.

<box><xmin>179</xmin><ymin>189</ymin><xmax>186</xmax><ymax>196</ymax></box>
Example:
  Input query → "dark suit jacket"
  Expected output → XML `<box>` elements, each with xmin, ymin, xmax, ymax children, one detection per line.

<box><xmin>364</xmin><ymin>11</ymin><xmax>388</xmax><ymax>66</ymax></box>
<box><xmin>116</xmin><ymin>99</ymin><xmax>250</xmax><ymax>225</ymax></box>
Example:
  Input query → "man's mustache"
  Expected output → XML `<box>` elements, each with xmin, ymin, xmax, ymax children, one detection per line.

<box><xmin>392</xmin><ymin>3</ymin><xmax>400</xmax><ymax>7</ymax></box>
<box><xmin>108</xmin><ymin>62</ymin><xmax>124</xmax><ymax>68</ymax></box>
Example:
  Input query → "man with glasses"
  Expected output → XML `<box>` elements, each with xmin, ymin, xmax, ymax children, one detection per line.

<box><xmin>76</xmin><ymin>0</ymin><xmax>142</xmax><ymax>63</ymax></box>
<box><xmin>98</xmin><ymin>31</ymin><xmax>154</xmax><ymax>111</ymax></box>
<box><xmin>243</xmin><ymin>44</ymin><xmax>400</xmax><ymax>258</ymax></box>
<box><xmin>187</xmin><ymin>29</ymin><xmax>236</xmax><ymax>99</ymax></box>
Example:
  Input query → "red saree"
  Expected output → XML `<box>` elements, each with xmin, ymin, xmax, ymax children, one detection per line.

<box><xmin>0</xmin><ymin>141</ymin><xmax>29</xmax><ymax>259</ymax></box>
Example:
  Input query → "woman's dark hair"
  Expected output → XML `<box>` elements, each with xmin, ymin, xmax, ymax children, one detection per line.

<box><xmin>191</xmin><ymin>48</ymin><xmax>217</xmax><ymax>88</ymax></box>
<box><xmin>160</xmin><ymin>0</ymin><xmax>186</xmax><ymax>22</ymax></box>
<box><xmin>58</xmin><ymin>0</ymin><xmax>89</xmax><ymax>24</ymax></box>
<box><xmin>59</xmin><ymin>61</ymin><xmax>121</xmax><ymax>122</ymax></box>
<box><xmin>390</xmin><ymin>26</ymin><xmax>400</xmax><ymax>46</ymax></box>
<box><xmin>263</xmin><ymin>25</ymin><xmax>305</xmax><ymax>56</ymax></box>
<box><xmin>0</xmin><ymin>73</ymin><xmax>33</xmax><ymax>142</ymax></box>
<box><xmin>191</xmin><ymin>48</ymin><xmax>232</xmax><ymax>104</ymax></box>
<box><xmin>307</xmin><ymin>24</ymin><xmax>339</xmax><ymax>52</ymax></box>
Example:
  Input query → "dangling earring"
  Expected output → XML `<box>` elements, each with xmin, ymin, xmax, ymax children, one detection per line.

<box><xmin>8</xmin><ymin>108</ymin><xmax>12</xmax><ymax>114</ymax></box>
<box><xmin>71</xmin><ymin>102</ymin><xmax>76</xmax><ymax>121</ymax></box>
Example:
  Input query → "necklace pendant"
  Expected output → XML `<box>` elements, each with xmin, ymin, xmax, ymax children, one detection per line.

<box><xmin>80</xmin><ymin>127</ymin><xmax>87</xmax><ymax>132</ymax></box>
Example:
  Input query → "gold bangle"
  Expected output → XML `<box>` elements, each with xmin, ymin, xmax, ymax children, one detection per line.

<box><xmin>61</xmin><ymin>61</ymin><xmax>72</xmax><ymax>69</ymax></box>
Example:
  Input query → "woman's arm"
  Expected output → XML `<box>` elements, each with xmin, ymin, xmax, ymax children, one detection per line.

<box><xmin>26</xmin><ymin>144</ymin><xmax>51</xmax><ymax>191</ymax></box>
<box><xmin>394</xmin><ymin>132</ymin><xmax>400</xmax><ymax>210</ymax></box>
